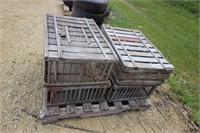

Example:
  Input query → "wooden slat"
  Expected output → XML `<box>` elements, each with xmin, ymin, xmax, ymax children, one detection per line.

<box><xmin>99</xmin><ymin>101</ymin><xmax>109</xmax><ymax>110</ymax></box>
<box><xmin>128</xmin><ymin>100</ymin><xmax>137</xmax><ymax>107</ymax></box>
<box><xmin>65</xmin><ymin>26</ymin><xmax>71</xmax><ymax>43</ymax></box>
<box><xmin>66</xmin><ymin>104</ymin><xmax>76</xmax><ymax>113</ymax></box>
<box><xmin>44</xmin><ymin>14</ymin><xmax>49</xmax><ymax>57</ymax></box>
<box><xmin>53</xmin><ymin>61</ymin><xmax>57</xmax><ymax>82</ymax></box>
<box><xmin>84</xmin><ymin>18</ymin><xmax>108</xmax><ymax>60</ymax></box>
<box><xmin>82</xmin><ymin>28</ymin><xmax>90</xmax><ymax>44</ymax></box>
<box><xmin>114</xmin><ymin>101</ymin><xmax>123</xmax><ymax>109</ymax></box>
<box><xmin>53</xmin><ymin>14</ymin><xmax>62</xmax><ymax>58</ymax></box>
<box><xmin>45</xmin><ymin>106</ymin><xmax>60</xmax><ymax>116</ymax></box>
<box><xmin>83</xmin><ymin>103</ymin><xmax>93</xmax><ymax>112</ymax></box>
<box><xmin>49</xmin><ymin>39</ymin><xmax>108</xmax><ymax>48</ymax></box>
<box><xmin>60</xmin><ymin>46</ymin><xmax>112</xmax><ymax>54</ymax></box>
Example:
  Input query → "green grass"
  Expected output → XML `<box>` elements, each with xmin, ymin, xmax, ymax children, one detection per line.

<box><xmin>106</xmin><ymin>0</ymin><xmax>199</xmax><ymax>125</ymax></box>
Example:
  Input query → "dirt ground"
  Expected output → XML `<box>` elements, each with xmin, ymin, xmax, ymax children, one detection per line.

<box><xmin>0</xmin><ymin>0</ymin><xmax>198</xmax><ymax>133</ymax></box>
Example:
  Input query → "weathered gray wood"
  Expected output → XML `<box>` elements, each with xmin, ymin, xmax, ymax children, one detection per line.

<box><xmin>133</xmin><ymin>30</ymin><xmax>166</xmax><ymax>69</ymax></box>
<box><xmin>45</xmin><ymin>106</ymin><xmax>59</xmax><ymax>116</ymax></box>
<box><xmin>53</xmin><ymin>15</ymin><xmax>62</xmax><ymax>58</ymax></box>
<box><xmin>84</xmin><ymin>18</ymin><xmax>108</xmax><ymax>59</ymax></box>
<box><xmin>44</xmin><ymin>14</ymin><xmax>49</xmax><ymax>57</ymax></box>
<box><xmin>66</xmin><ymin>104</ymin><xmax>76</xmax><ymax>113</ymax></box>
<box><xmin>82</xmin><ymin>28</ymin><xmax>90</xmax><ymax>44</ymax></box>
<box><xmin>65</xmin><ymin>26</ymin><xmax>71</xmax><ymax>43</ymax></box>
<box><xmin>99</xmin><ymin>101</ymin><xmax>109</xmax><ymax>110</ymax></box>
<box><xmin>40</xmin><ymin>99</ymin><xmax>151</xmax><ymax>123</ymax></box>
<box><xmin>109</xmin><ymin>25</ymin><xmax>136</xmax><ymax>67</ymax></box>
<box><xmin>83</xmin><ymin>103</ymin><xmax>93</xmax><ymax>112</ymax></box>
<box><xmin>102</xmin><ymin>24</ymin><xmax>174</xmax><ymax>74</ymax></box>
<box><xmin>114</xmin><ymin>101</ymin><xmax>123</xmax><ymax>109</ymax></box>
<box><xmin>128</xmin><ymin>100</ymin><xmax>137</xmax><ymax>107</ymax></box>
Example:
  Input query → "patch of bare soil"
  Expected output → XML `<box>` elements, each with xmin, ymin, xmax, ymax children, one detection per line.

<box><xmin>0</xmin><ymin>0</ymin><xmax>198</xmax><ymax>133</ymax></box>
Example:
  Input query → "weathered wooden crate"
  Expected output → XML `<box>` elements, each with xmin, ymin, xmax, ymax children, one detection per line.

<box><xmin>107</xmin><ymin>77</ymin><xmax>154</xmax><ymax>102</ymax></box>
<box><xmin>101</xmin><ymin>24</ymin><xmax>174</xmax><ymax>74</ymax></box>
<box><xmin>44</xmin><ymin>14</ymin><xmax>118</xmax><ymax>86</ymax></box>
<box><xmin>43</xmin><ymin>82</ymin><xmax>111</xmax><ymax>106</ymax></box>
<box><xmin>114</xmin><ymin>63</ymin><xmax>171</xmax><ymax>80</ymax></box>
<box><xmin>40</xmin><ymin>98</ymin><xmax>151</xmax><ymax>124</ymax></box>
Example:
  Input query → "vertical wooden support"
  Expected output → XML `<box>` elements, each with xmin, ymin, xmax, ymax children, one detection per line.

<box><xmin>84</xmin><ymin>18</ymin><xmax>108</xmax><ymax>59</ymax></box>
<box><xmin>82</xmin><ymin>28</ymin><xmax>90</xmax><ymax>44</ymax></box>
<box><xmin>65</xmin><ymin>26</ymin><xmax>71</xmax><ymax>43</ymax></box>
<box><xmin>47</xmin><ymin>61</ymin><xmax>52</xmax><ymax>83</ymax></box>
<box><xmin>53</xmin><ymin>14</ymin><xmax>62</xmax><ymax>58</ymax></box>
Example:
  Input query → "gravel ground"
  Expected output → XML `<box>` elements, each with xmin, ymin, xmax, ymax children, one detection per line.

<box><xmin>0</xmin><ymin>0</ymin><xmax>195</xmax><ymax>133</ymax></box>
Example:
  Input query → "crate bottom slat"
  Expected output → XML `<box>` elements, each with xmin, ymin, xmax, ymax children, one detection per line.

<box><xmin>40</xmin><ymin>98</ymin><xmax>151</xmax><ymax>124</ymax></box>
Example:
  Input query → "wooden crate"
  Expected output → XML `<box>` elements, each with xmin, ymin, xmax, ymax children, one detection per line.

<box><xmin>43</xmin><ymin>82</ymin><xmax>111</xmax><ymax>106</ymax></box>
<box><xmin>101</xmin><ymin>24</ymin><xmax>174</xmax><ymax>73</ymax></box>
<box><xmin>40</xmin><ymin>98</ymin><xmax>151</xmax><ymax>124</ymax></box>
<box><xmin>44</xmin><ymin>14</ymin><xmax>118</xmax><ymax>86</ymax></box>
<box><xmin>112</xmin><ymin>65</ymin><xmax>170</xmax><ymax>86</ymax></box>
<box><xmin>107</xmin><ymin>78</ymin><xmax>155</xmax><ymax>102</ymax></box>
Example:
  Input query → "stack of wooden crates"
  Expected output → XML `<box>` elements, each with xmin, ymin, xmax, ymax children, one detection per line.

<box><xmin>40</xmin><ymin>14</ymin><xmax>174</xmax><ymax>123</ymax></box>
<box><xmin>102</xmin><ymin>25</ymin><xmax>174</xmax><ymax>102</ymax></box>
<box><xmin>40</xmin><ymin>14</ymin><xmax>118</xmax><ymax>123</ymax></box>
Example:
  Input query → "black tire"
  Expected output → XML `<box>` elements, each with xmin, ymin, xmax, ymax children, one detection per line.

<box><xmin>73</xmin><ymin>0</ymin><xmax>108</xmax><ymax>14</ymax></box>
<box><xmin>63</xmin><ymin>0</ymin><xmax>73</xmax><ymax>11</ymax></box>
<box><xmin>72</xmin><ymin>6</ymin><xmax>106</xmax><ymax>26</ymax></box>
<box><xmin>105</xmin><ymin>8</ymin><xmax>110</xmax><ymax>17</ymax></box>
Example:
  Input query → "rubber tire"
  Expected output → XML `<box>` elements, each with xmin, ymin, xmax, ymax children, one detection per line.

<box><xmin>63</xmin><ymin>0</ymin><xmax>73</xmax><ymax>11</ymax></box>
<box><xmin>72</xmin><ymin>6</ymin><xmax>106</xmax><ymax>26</ymax></box>
<box><xmin>73</xmin><ymin>0</ymin><xmax>108</xmax><ymax>14</ymax></box>
<box><xmin>105</xmin><ymin>8</ymin><xmax>110</xmax><ymax>17</ymax></box>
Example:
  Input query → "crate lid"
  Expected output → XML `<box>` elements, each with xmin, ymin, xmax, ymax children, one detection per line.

<box><xmin>102</xmin><ymin>24</ymin><xmax>174</xmax><ymax>71</ymax></box>
<box><xmin>44</xmin><ymin>14</ymin><xmax>118</xmax><ymax>62</ymax></box>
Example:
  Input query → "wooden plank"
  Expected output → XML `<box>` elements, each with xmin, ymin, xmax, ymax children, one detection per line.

<box><xmin>99</xmin><ymin>101</ymin><xmax>109</xmax><ymax>110</ymax></box>
<box><xmin>61</xmin><ymin>52</ymin><xmax>116</xmax><ymax>61</ymax></box>
<box><xmin>112</xmin><ymin>37</ymin><xmax>142</xmax><ymax>43</ymax></box>
<box><xmin>53</xmin><ymin>15</ymin><xmax>62</xmax><ymax>58</ymax></box>
<box><xmin>121</xmin><ymin>56</ymin><xmax>159</xmax><ymax>63</ymax></box>
<box><xmin>65</xmin><ymin>26</ymin><xmax>71</xmax><ymax>43</ymax></box>
<box><xmin>82</xmin><ymin>28</ymin><xmax>90</xmax><ymax>44</ymax></box>
<box><xmin>44</xmin><ymin>14</ymin><xmax>49</xmax><ymax>57</ymax></box>
<box><xmin>117</xmin><ymin>50</ymin><xmax>162</xmax><ymax>58</ymax></box>
<box><xmin>68</xmin><ymin>27</ymin><xmax>99</xmax><ymax>33</ymax></box>
<box><xmin>128</xmin><ymin>100</ymin><xmax>137</xmax><ymax>107</ymax></box>
<box><xmin>83</xmin><ymin>103</ymin><xmax>93</xmax><ymax>112</ymax></box>
<box><xmin>47</xmin><ymin>16</ymin><xmax>94</xmax><ymax>25</ymax></box>
<box><xmin>114</xmin><ymin>41</ymin><xmax>145</xmax><ymax>47</ymax></box>
<box><xmin>114</xmin><ymin>101</ymin><xmax>123</xmax><ymax>109</ymax></box>
<box><xmin>106</xmin><ymin>29</ymin><xmax>135</xmax><ymax>35</ymax></box>
<box><xmin>84</xmin><ymin>18</ymin><xmax>108</xmax><ymax>59</ymax></box>
<box><xmin>114</xmin><ymin>45</ymin><xmax>149</xmax><ymax>52</ymax></box>
<box><xmin>122</xmin><ymin>61</ymin><xmax>164</xmax><ymax>70</ymax></box>
<box><xmin>49</xmin><ymin>38</ymin><xmax>109</xmax><ymax>48</ymax></box>
<box><xmin>47</xmin><ymin>61</ymin><xmax>52</xmax><ymax>83</ymax></box>
<box><xmin>115</xmin><ymin>71</ymin><xmax>169</xmax><ymax>81</ymax></box>
<box><xmin>45</xmin><ymin>106</ymin><xmax>59</xmax><ymax>116</ymax></box>
<box><xmin>53</xmin><ymin>61</ymin><xmax>57</xmax><ymax>82</ymax></box>
<box><xmin>66</xmin><ymin>104</ymin><xmax>76</xmax><ymax>113</ymax></box>
<box><xmin>40</xmin><ymin>98</ymin><xmax>151</xmax><ymax>123</ymax></box>
<box><xmin>60</xmin><ymin>46</ymin><xmax>112</xmax><ymax>54</ymax></box>
<box><xmin>108</xmin><ymin>32</ymin><xmax>137</xmax><ymax>38</ymax></box>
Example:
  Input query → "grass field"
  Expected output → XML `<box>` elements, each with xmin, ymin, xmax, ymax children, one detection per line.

<box><xmin>106</xmin><ymin>0</ymin><xmax>199</xmax><ymax>125</ymax></box>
